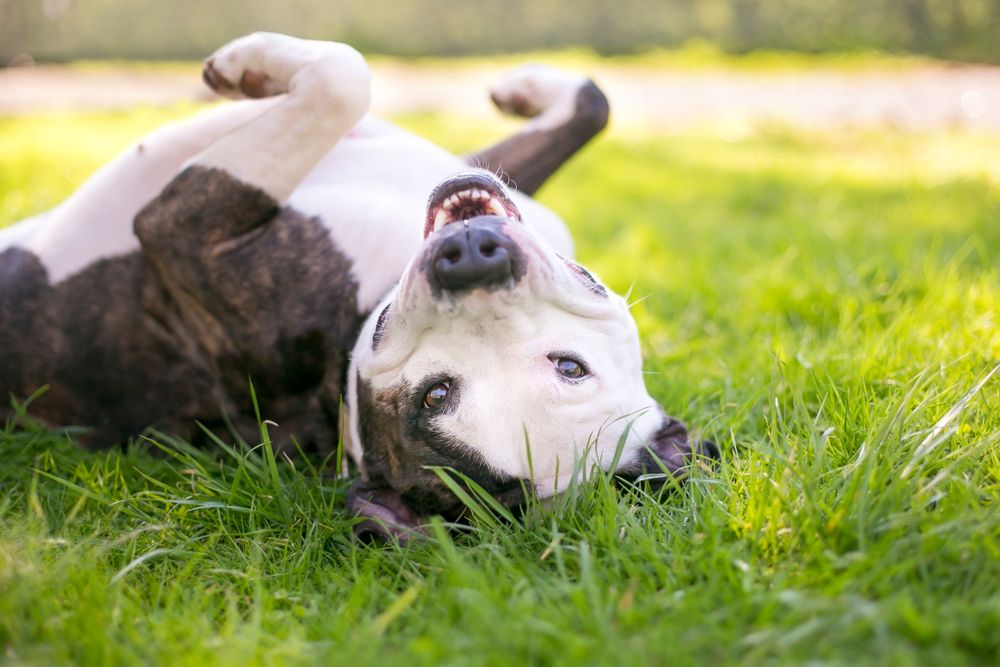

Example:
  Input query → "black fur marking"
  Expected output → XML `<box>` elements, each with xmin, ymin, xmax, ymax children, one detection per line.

<box><xmin>354</xmin><ymin>375</ymin><xmax>527</xmax><ymax>523</ymax></box>
<box><xmin>1</xmin><ymin>166</ymin><xmax>364</xmax><ymax>454</ymax></box>
<box><xmin>0</xmin><ymin>247</ymin><xmax>217</xmax><ymax>448</ymax></box>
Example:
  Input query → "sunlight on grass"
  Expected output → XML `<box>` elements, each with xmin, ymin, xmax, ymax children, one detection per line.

<box><xmin>1</xmin><ymin>101</ymin><xmax>998</xmax><ymax>666</ymax></box>
<box><xmin>0</xmin><ymin>104</ymin><xmax>207</xmax><ymax>224</ymax></box>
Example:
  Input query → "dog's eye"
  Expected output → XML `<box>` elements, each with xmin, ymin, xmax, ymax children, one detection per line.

<box><xmin>551</xmin><ymin>356</ymin><xmax>587</xmax><ymax>380</ymax></box>
<box><xmin>563</xmin><ymin>260</ymin><xmax>608</xmax><ymax>297</ymax></box>
<box><xmin>423</xmin><ymin>382</ymin><xmax>450</xmax><ymax>409</ymax></box>
<box><xmin>372</xmin><ymin>303</ymin><xmax>391</xmax><ymax>348</ymax></box>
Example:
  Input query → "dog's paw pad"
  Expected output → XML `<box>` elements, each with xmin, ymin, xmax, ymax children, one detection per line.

<box><xmin>237</xmin><ymin>69</ymin><xmax>285</xmax><ymax>98</ymax></box>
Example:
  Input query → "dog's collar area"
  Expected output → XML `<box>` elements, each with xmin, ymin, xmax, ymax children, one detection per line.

<box><xmin>424</xmin><ymin>172</ymin><xmax>522</xmax><ymax>238</ymax></box>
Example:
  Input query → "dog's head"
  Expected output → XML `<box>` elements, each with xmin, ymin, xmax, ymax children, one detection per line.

<box><xmin>346</xmin><ymin>171</ymin><xmax>717</xmax><ymax>541</ymax></box>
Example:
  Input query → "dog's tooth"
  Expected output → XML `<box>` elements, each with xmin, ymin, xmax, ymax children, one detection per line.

<box><xmin>487</xmin><ymin>198</ymin><xmax>506</xmax><ymax>217</ymax></box>
<box><xmin>434</xmin><ymin>208</ymin><xmax>451</xmax><ymax>230</ymax></box>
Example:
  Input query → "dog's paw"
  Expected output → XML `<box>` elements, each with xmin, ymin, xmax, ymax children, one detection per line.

<box><xmin>202</xmin><ymin>32</ymin><xmax>290</xmax><ymax>100</ymax></box>
<box><xmin>489</xmin><ymin>65</ymin><xmax>590</xmax><ymax>119</ymax></box>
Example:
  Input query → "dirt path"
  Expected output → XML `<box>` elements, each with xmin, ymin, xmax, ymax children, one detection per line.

<box><xmin>2</xmin><ymin>61</ymin><xmax>998</xmax><ymax>132</ymax></box>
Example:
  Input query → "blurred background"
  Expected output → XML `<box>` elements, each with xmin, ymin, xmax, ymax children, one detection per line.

<box><xmin>2</xmin><ymin>0</ymin><xmax>999</xmax><ymax>133</ymax></box>
<box><xmin>3</xmin><ymin>0</ymin><xmax>1000</xmax><ymax>62</ymax></box>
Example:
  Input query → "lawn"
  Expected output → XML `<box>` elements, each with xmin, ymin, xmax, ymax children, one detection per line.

<box><xmin>1</xmin><ymin>94</ymin><xmax>999</xmax><ymax>666</ymax></box>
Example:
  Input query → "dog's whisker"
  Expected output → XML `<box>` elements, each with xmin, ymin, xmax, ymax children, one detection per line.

<box><xmin>627</xmin><ymin>293</ymin><xmax>653</xmax><ymax>309</ymax></box>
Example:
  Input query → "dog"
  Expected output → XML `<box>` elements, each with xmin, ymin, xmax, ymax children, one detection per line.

<box><xmin>0</xmin><ymin>33</ymin><xmax>717</xmax><ymax>540</ymax></box>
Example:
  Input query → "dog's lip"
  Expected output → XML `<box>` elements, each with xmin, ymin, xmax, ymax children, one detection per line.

<box><xmin>423</xmin><ymin>172</ymin><xmax>522</xmax><ymax>239</ymax></box>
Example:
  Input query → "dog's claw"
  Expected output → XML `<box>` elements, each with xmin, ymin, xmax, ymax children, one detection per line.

<box><xmin>202</xmin><ymin>58</ymin><xmax>236</xmax><ymax>96</ymax></box>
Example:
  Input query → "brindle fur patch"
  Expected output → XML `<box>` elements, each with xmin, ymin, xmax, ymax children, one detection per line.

<box><xmin>1</xmin><ymin>167</ymin><xmax>363</xmax><ymax>454</ymax></box>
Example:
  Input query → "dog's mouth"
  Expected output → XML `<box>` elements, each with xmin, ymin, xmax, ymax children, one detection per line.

<box><xmin>423</xmin><ymin>172</ymin><xmax>522</xmax><ymax>239</ymax></box>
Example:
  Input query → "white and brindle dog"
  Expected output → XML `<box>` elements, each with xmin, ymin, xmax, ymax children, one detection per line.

<box><xmin>0</xmin><ymin>33</ymin><xmax>717</xmax><ymax>539</ymax></box>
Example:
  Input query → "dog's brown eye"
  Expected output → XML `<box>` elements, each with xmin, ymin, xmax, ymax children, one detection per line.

<box><xmin>423</xmin><ymin>382</ymin><xmax>450</xmax><ymax>409</ymax></box>
<box><xmin>553</xmin><ymin>357</ymin><xmax>586</xmax><ymax>379</ymax></box>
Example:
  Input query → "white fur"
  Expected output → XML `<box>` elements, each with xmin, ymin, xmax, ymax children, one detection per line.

<box><xmin>1</xmin><ymin>66</ymin><xmax>573</xmax><ymax>301</ymax></box>
<box><xmin>289</xmin><ymin>116</ymin><xmax>574</xmax><ymax>312</ymax></box>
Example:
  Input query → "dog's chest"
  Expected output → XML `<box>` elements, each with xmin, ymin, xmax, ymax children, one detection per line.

<box><xmin>288</xmin><ymin>122</ymin><xmax>469</xmax><ymax>312</ymax></box>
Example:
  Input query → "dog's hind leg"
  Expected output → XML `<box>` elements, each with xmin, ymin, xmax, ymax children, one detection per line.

<box><xmin>136</xmin><ymin>31</ymin><xmax>371</xmax><ymax>269</ymax></box>
<box><xmin>465</xmin><ymin>66</ymin><xmax>609</xmax><ymax>196</ymax></box>
<box><xmin>133</xmin><ymin>34</ymin><xmax>372</xmax><ymax>452</ymax></box>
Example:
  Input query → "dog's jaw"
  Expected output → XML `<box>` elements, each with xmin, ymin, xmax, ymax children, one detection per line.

<box><xmin>423</xmin><ymin>171</ymin><xmax>522</xmax><ymax>238</ymax></box>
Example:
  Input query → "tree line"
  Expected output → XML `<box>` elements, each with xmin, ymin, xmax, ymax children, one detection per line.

<box><xmin>2</xmin><ymin>0</ymin><xmax>998</xmax><ymax>65</ymax></box>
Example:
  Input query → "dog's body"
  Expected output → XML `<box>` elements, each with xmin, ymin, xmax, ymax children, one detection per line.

<box><xmin>1</xmin><ymin>34</ymin><xmax>714</xmax><ymax>538</ymax></box>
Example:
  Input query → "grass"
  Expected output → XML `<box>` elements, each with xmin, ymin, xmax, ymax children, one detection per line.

<box><xmin>1</xmin><ymin>97</ymin><xmax>999</xmax><ymax>666</ymax></box>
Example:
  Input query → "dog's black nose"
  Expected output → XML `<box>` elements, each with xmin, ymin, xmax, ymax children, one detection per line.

<box><xmin>432</xmin><ymin>221</ymin><xmax>516</xmax><ymax>292</ymax></box>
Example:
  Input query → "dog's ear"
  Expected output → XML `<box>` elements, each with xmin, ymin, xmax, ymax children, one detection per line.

<box><xmin>621</xmin><ymin>417</ymin><xmax>720</xmax><ymax>487</ymax></box>
<box><xmin>651</xmin><ymin>417</ymin><xmax>720</xmax><ymax>473</ymax></box>
<box><xmin>346</xmin><ymin>480</ymin><xmax>425</xmax><ymax>543</ymax></box>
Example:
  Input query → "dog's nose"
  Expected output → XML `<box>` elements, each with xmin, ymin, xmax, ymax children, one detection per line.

<box><xmin>432</xmin><ymin>223</ymin><xmax>515</xmax><ymax>292</ymax></box>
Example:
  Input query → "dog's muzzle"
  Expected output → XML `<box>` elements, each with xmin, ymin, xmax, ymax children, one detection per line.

<box><xmin>423</xmin><ymin>172</ymin><xmax>525</xmax><ymax>294</ymax></box>
<box><xmin>429</xmin><ymin>218</ymin><xmax>517</xmax><ymax>292</ymax></box>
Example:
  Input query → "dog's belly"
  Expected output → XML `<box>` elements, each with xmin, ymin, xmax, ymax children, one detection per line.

<box><xmin>289</xmin><ymin>119</ymin><xmax>462</xmax><ymax>312</ymax></box>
